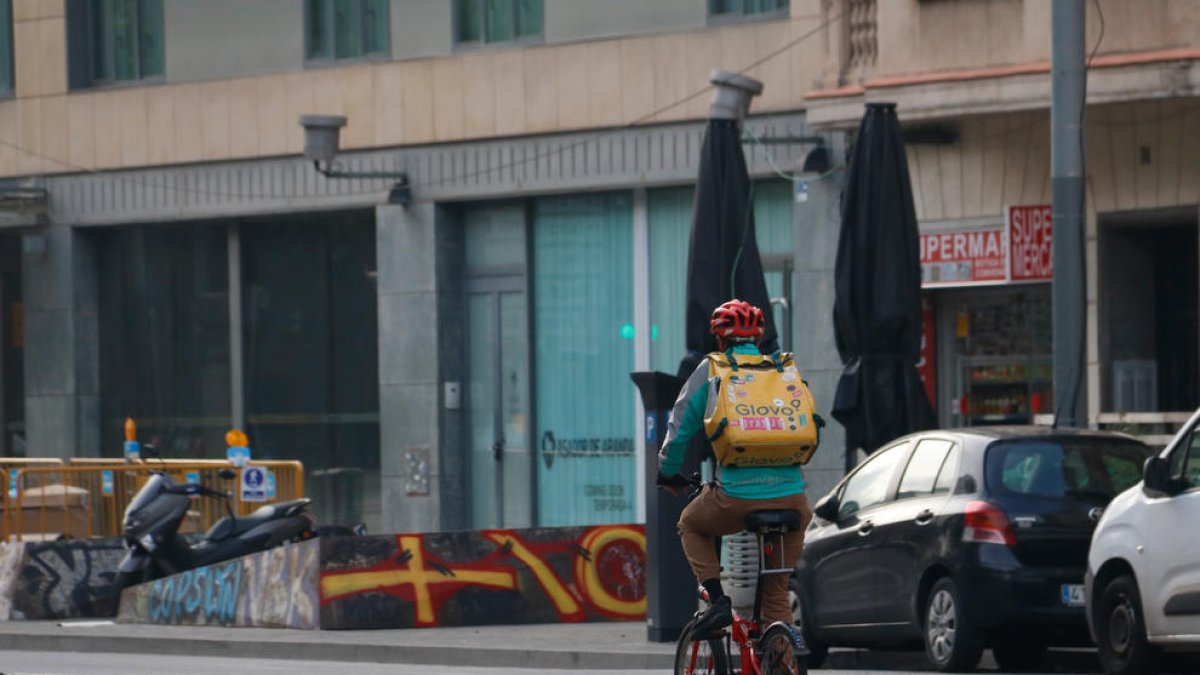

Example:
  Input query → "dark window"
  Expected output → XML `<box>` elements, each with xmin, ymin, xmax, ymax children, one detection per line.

<box><xmin>241</xmin><ymin>212</ymin><xmax>380</xmax><ymax>530</ymax></box>
<box><xmin>838</xmin><ymin>443</ymin><xmax>906</xmax><ymax>519</ymax></box>
<box><xmin>305</xmin><ymin>0</ymin><xmax>389</xmax><ymax>62</ymax></box>
<box><xmin>898</xmin><ymin>439</ymin><xmax>954</xmax><ymax>499</ymax></box>
<box><xmin>68</xmin><ymin>0</ymin><xmax>163</xmax><ymax>88</ymax></box>
<box><xmin>710</xmin><ymin>0</ymin><xmax>789</xmax><ymax>19</ymax></box>
<box><xmin>1172</xmin><ymin>428</ymin><xmax>1200</xmax><ymax>489</ymax></box>
<box><xmin>0</xmin><ymin>0</ymin><xmax>12</xmax><ymax>95</ymax></box>
<box><xmin>986</xmin><ymin>438</ymin><xmax>1150</xmax><ymax>499</ymax></box>
<box><xmin>454</xmin><ymin>0</ymin><xmax>542</xmax><ymax>46</ymax></box>
<box><xmin>97</xmin><ymin>224</ymin><xmax>231</xmax><ymax>459</ymax></box>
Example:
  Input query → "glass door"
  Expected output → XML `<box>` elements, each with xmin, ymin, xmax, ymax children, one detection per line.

<box><xmin>467</xmin><ymin>275</ymin><xmax>531</xmax><ymax>528</ymax></box>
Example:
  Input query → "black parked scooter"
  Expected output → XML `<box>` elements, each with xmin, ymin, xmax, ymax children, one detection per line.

<box><xmin>115</xmin><ymin>465</ymin><xmax>316</xmax><ymax>590</ymax></box>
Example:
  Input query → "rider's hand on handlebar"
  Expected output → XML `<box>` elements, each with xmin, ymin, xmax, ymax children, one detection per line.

<box><xmin>656</xmin><ymin>471</ymin><xmax>691</xmax><ymax>496</ymax></box>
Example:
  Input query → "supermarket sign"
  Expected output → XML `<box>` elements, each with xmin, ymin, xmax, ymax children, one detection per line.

<box><xmin>920</xmin><ymin>205</ymin><xmax>1053</xmax><ymax>287</ymax></box>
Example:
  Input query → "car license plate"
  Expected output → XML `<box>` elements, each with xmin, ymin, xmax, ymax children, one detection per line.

<box><xmin>1061</xmin><ymin>584</ymin><xmax>1086</xmax><ymax>607</ymax></box>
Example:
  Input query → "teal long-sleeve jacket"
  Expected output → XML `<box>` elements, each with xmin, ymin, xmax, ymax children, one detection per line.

<box><xmin>657</xmin><ymin>343</ymin><xmax>805</xmax><ymax>499</ymax></box>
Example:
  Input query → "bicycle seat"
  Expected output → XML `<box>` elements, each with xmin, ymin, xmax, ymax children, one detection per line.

<box><xmin>744</xmin><ymin>509</ymin><xmax>802</xmax><ymax>533</ymax></box>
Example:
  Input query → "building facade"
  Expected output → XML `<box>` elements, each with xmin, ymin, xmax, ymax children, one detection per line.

<box><xmin>0</xmin><ymin>0</ymin><xmax>1196</xmax><ymax>534</ymax></box>
<box><xmin>804</xmin><ymin>0</ymin><xmax>1200</xmax><ymax>442</ymax></box>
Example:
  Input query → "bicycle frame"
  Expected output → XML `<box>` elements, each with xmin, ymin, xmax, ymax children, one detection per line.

<box><xmin>690</xmin><ymin>588</ymin><xmax>770</xmax><ymax>675</ymax></box>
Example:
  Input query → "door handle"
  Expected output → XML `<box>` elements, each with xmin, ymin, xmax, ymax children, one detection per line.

<box><xmin>915</xmin><ymin>509</ymin><xmax>935</xmax><ymax>525</ymax></box>
<box><xmin>857</xmin><ymin>520</ymin><xmax>874</xmax><ymax>536</ymax></box>
<box><xmin>493</xmin><ymin>439</ymin><xmax>505</xmax><ymax>461</ymax></box>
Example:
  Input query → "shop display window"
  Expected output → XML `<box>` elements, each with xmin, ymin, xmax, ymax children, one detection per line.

<box><xmin>943</xmin><ymin>287</ymin><xmax>1053</xmax><ymax>426</ymax></box>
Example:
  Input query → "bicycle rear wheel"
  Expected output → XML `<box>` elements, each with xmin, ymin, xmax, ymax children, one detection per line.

<box><xmin>674</xmin><ymin>616</ymin><xmax>731</xmax><ymax>675</ymax></box>
<box><xmin>758</xmin><ymin>623</ymin><xmax>807</xmax><ymax>675</ymax></box>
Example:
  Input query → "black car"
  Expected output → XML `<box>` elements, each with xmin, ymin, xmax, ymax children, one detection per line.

<box><xmin>793</xmin><ymin>426</ymin><xmax>1151</xmax><ymax>673</ymax></box>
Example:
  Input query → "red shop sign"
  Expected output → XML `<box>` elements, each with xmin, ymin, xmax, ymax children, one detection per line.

<box><xmin>1008</xmin><ymin>204</ymin><xmax>1053</xmax><ymax>282</ymax></box>
<box><xmin>919</xmin><ymin>228</ymin><xmax>1008</xmax><ymax>287</ymax></box>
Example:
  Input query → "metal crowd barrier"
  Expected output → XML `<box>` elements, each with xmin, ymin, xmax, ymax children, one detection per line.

<box><xmin>0</xmin><ymin>459</ymin><xmax>68</xmax><ymax>540</ymax></box>
<box><xmin>2</xmin><ymin>460</ymin><xmax>305</xmax><ymax>542</ymax></box>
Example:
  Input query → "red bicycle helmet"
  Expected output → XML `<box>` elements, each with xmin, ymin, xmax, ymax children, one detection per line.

<box><xmin>710</xmin><ymin>299</ymin><xmax>764</xmax><ymax>340</ymax></box>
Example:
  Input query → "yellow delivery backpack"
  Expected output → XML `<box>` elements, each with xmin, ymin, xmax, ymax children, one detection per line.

<box><xmin>703</xmin><ymin>350</ymin><xmax>822</xmax><ymax>467</ymax></box>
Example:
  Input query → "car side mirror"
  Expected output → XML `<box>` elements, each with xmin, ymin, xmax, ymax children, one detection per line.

<box><xmin>1142</xmin><ymin>456</ymin><xmax>1172</xmax><ymax>496</ymax></box>
<box><xmin>813</xmin><ymin>493</ymin><xmax>840</xmax><ymax>522</ymax></box>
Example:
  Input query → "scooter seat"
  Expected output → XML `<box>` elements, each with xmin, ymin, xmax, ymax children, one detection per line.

<box><xmin>205</xmin><ymin>499</ymin><xmax>311</xmax><ymax>542</ymax></box>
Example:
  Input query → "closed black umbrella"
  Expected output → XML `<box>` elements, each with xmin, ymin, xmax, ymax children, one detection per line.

<box><xmin>678</xmin><ymin>70</ymin><xmax>778</xmax><ymax>378</ymax></box>
<box><xmin>831</xmin><ymin>103</ymin><xmax>936</xmax><ymax>470</ymax></box>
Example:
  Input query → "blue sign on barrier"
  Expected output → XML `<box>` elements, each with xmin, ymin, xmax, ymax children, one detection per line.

<box><xmin>266</xmin><ymin>471</ymin><xmax>276</xmax><ymax>499</ymax></box>
<box><xmin>241</xmin><ymin>467</ymin><xmax>266</xmax><ymax>502</ymax></box>
<box><xmin>227</xmin><ymin>445</ymin><xmax>251</xmax><ymax>468</ymax></box>
<box><xmin>185</xmin><ymin>471</ymin><xmax>199</xmax><ymax>485</ymax></box>
<box><xmin>8</xmin><ymin>469</ymin><xmax>17</xmax><ymax>499</ymax></box>
<box><xmin>102</xmin><ymin>470</ymin><xmax>114</xmax><ymax>496</ymax></box>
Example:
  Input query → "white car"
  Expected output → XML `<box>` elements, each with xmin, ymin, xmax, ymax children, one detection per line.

<box><xmin>1086</xmin><ymin>408</ymin><xmax>1200</xmax><ymax>675</ymax></box>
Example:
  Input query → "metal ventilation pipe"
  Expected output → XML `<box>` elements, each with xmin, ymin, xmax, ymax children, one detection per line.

<box><xmin>708</xmin><ymin>69</ymin><xmax>764</xmax><ymax>123</ymax></box>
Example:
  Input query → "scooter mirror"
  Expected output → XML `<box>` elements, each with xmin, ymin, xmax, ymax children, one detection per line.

<box><xmin>218</xmin><ymin>468</ymin><xmax>237</xmax><ymax>481</ymax></box>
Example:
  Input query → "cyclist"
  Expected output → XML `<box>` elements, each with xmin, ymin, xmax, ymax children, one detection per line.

<box><xmin>657</xmin><ymin>299</ymin><xmax>814</xmax><ymax>637</ymax></box>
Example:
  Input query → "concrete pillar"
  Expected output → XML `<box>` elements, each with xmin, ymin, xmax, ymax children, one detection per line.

<box><xmin>21</xmin><ymin>226</ymin><xmax>100</xmax><ymax>459</ymax></box>
<box><xmin>792</xmin><ymin>159</ymin><xmax>849</xmax><ymax>500</ymax></box>
<box><xmin>376</xmin><ymin>203</ymin><xmax>466</xmax><ymax>534</ymax></box>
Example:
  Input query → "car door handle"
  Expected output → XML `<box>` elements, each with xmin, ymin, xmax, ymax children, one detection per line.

<box><xmin>915</xmin><ymin>509</ymin><xmax>935</xmax><ymax>525</ymax></box>
<box><xmin>857</xmin><ymin>521</ymin><xmax>874</xmax><ymax>536</ymax></box>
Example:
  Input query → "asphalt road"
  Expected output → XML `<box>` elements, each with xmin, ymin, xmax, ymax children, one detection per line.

<box><xmin>0</xmin><ymin>651</ymin><xmax>660</xmax><ymax>675</ymax></box>
<box><xmin>0</xmin><ymin>649</ymin><xmax>1099</xmax><ymax>675</ymax></box>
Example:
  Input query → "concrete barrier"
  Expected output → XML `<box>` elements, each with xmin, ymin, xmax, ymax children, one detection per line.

<box><xmin>114</xmin><ymin>523</ymin><xmax>647</xmax><ymax>630</ymax></box>
<box><xmin>0</xmin><ymin>539</ymin><xmax>125</xmax><ymax>620</ymax></box>
<box><xmin>0</xmin><ymin>543</ymin><xmax>24</xmax><ymax>619</ymax></box>
<box><xmin>117</xmin><ymin>538</ymin><xmax>320</xmax><ymax>629</ymax></box>
<box><xmin>319</xmin><ymin>524</ymin><xmax>647</xmax><ymax>630</ymax></box>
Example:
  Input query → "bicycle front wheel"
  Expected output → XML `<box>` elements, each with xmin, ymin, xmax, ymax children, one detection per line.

<box><xmin>674</xmin><ymin>617</ymin><xmax>731</xmax><ymax>675</ymax></box>
<box><xmin>758</xmin><ymin>623</ymin><xmax>807</xmax><ymax>675</ymax></box>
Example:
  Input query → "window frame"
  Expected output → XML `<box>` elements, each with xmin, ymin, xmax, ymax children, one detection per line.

<box><xmin>67</xmin><ymin>0</ymin><xmax>165</xmax><ymax>90</ymax></box>
<box><xmin>707</xmin><ymin>0</ymin><xmax>790</xmax><ymax>26</ymax></box>
<box><xmin>835</xmin><ymin>441</ymin><xmax>909</xmax><ymax>521</ymax></box>
<box><xmin>896</xmin><ymin>437</ymin><xmax>956</xmax><ymax>500</ymax></box>
<box><xmin>452</xmin><ymin>0</ymin><xmax>543</xmax><ymax>51</ymax></box>
<box><xmin>1170</xmin><ymin>426</ymin><xmax>1200</xmax><ymax>492</ymax></box>
<box><xmin>303</xmin><ymin>0</ymin><xmax>391</xmax><ymax>66</ymax></box>
<box><xmin>0</xmin><ymin>0</ymin><xmax>13</xmax><ymax>97</ymax></box>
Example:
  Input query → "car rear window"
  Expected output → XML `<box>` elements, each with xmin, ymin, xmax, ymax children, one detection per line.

<box><xmin>986</xmin><ymin>438</ymin><xmax>1149</xmax><ymax>499</ymax></box>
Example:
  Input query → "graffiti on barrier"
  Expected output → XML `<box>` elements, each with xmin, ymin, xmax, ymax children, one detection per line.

<box><xmin>13</xmin><ymin>540</ymin><xmax>125</xmax><ymax>619</ymax></box>
<box><xmin>320</xmin><ymin>524</ymin><xmax>646</xmax><ymax>629</ymax></box>
<box><xmin>147</xmin><ymin>560</ymin><xmax>242</xmax><ymax>625</ymax></box>
<box><xmin>117</xmin><ymin>539</ymin><xmax>320</xmax><ymax>629</ymax></box>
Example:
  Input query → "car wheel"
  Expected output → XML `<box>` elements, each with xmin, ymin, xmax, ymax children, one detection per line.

<box><xmin>923</xmin><ymin>577</ymin><xmax>984</xmax><ymax>672</ymax></box>
<box><xmin>1096</xmin><ymin>574</ymin><xmax>1159</xmax><ymax>675</ymax></box>
<box><xmin>991</xmin><ymin>636</ymin><xmax>1047</xmax><ymax>672</ymax></box>
<box><xmin>790</xmin><ymin>576</ymin><xmax>827</xmax><ymax>669</ymax></box>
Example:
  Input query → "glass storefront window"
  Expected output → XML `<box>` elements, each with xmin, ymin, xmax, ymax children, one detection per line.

<box><xmin>241</xmin><ymin>212</ymin><xmax>380</xmax><ymax>532</ymax></box>
<box><xmin>648</xmin><ymin>179</ymin><xmax>794</xmax><ymax>374</ymax></box>
<box><xmin>98</xmin><ymin>223</ymin><xmax>231</xmax><ymax>458</ymax></box>
<box><xmin>534</xmin><ymin>193</ymin><xmax>634</xmax><ymax>526</ymax></box>
<box><xmin>941</xmin><ymin>286</ymin><xmax>1052</xmax><ymax>426</ymax></box>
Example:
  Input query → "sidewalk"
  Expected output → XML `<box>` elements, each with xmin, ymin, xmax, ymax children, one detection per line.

<box><xmin>0</xmin><ymin>620</ymin><xmax>676</xmax><ymax>670</ymax></box>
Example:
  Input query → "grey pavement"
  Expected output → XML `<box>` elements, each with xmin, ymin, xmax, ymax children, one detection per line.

<box><xmin>0</xmin><ymin>619</ymin><xmax>1116</xmax><ymax>673</ymax></box>
<box><xmin>0</xmin><ymin>620</ymin><xmax>673</xmax><ymax>671</ymax></box>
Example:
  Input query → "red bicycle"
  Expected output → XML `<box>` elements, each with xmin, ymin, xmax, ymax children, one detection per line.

<box><xmin>673</xmin><ymin>485</ymin><xmax>808</xmax><ymax>675</ymax></box>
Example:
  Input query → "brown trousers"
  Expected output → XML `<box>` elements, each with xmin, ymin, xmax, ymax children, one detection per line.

<box><xmin>677</xmin><ymin>485</ymin><xmax>813</xmax><ymax>624</ymax></box>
